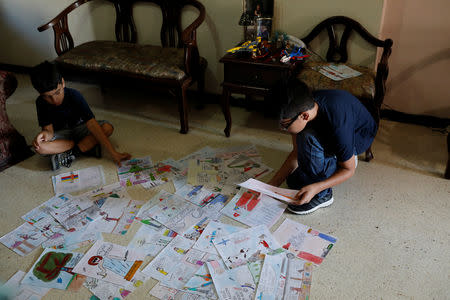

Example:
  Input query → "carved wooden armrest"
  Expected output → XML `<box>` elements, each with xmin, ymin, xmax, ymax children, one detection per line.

<box><xmin>37</xmin><ymin>0</ymin><xmax>94</xmax><ymax>56</ymax></box>
<box><xmin>374</xmin><ymin>39</ymin><xmax>393</xmax><ymax>106</ymax></box>
<box><xmin>181</xmin><ymin>0</ymin><xmax>205</xmax><ymax>77</ymax></box>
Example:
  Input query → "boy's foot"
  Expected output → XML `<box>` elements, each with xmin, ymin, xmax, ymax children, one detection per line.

<box><xmin>287</xmin><ymin>191</ymin><xmax>334</xmax><ymax>215</ymax></box>
<box><xmin>50</xmin><ymin>150</ymin><xmax>76</xmax><ymax>171</ymax></box>
<box><xmin>83</xmin><ymin>144</ymin><xmax>102</xmax><ymax>159</ymax></box>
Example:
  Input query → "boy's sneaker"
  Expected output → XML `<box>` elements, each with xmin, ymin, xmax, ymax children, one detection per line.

<box><xmin>287</xmin><ymin>190</ymin><xmax>334</xmax><ymax>215</ymax></box>
<box><xmin>50</xmin><ymin>150</ymin><xmax>76</xmax><ymax>171</ymax></box>
<box><xmin>84</xmin><ymin>144</ymin><xmax>102</xmax><ymax>159</ymax></box>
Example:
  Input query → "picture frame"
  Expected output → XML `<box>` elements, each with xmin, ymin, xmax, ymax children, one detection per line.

<box><xmin>240</xmin><ymin>0</ymin><xmax>274</xmax><ymax>40</ymax></box>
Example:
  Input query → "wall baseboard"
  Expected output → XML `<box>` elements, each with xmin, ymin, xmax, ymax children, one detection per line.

<box><xmin>2</xmin><ymin>62</ymin><xmax>448</xmax><ymax>129</ymax></box>
<box><xmin>0</xmin><ymin>63</ymin><xmax>32</xmax><ymax>74</ymax></box>
<box><xmin>380</xmin><ymin>109</ymin><xmax>449</xmax><ymax>129</ymax></box>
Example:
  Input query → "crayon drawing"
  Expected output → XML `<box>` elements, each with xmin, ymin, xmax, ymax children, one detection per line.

<box><xmin>273</xmin><ymin>218</ymin><xmax>337</xmax><ymax>265</ymax></box>
<box><xmin>72</xmin><ymin>241</ymin><xmax>145</xmax><ymax>287</ymax></box>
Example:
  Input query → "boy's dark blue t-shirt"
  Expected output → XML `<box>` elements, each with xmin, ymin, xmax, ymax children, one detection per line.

<box><xmin>36</xmin><ymin>87</ymin><xmax>94</xmax><ymax>131</ymax></box>
<box><xmin>307</xmin><ymin>89</ymin><xmax>377</xmax><ymax>162</ymax></box>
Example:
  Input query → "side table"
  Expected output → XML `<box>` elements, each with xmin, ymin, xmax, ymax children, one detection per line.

<box><xmin>220</xmin><ymin>53</ymin><xmax>300</xmax><ymax>137</ymax></box>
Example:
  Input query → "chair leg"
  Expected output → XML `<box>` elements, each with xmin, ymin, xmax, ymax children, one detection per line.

<box><xmin>178</xmin><ymin>79</ymin><xmax>192</xmax><ymax>134</ymax></box>
<box><xmin>365</xmin><ymin>146</ymin><xmax>374</xmax><ymax>162</ymax></box>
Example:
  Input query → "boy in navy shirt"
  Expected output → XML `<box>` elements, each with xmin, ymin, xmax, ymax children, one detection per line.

<box><xmin>30</xmin><ymin>61</ymin><xmax>131</xmax><ymax>170</ymax></box>
<box><xmin>269</xmin><ymin>79</ymin><xmax>377</xmax><ymax>214</ymax></box>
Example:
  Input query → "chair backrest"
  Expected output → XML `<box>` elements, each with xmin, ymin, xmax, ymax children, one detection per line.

<box><xmin>108</xmin><ymin>0</ymin><xmax>203</xmax><ymax>48</ymax></box>
<box><xmin>301</xmin><ymin>16</ymin><xmax>392</xmax><ymax>64</ymax></box>
<box><xmin>301</xmin><ymin>16</ymin><xmax>393</xmax><ymax>122</ymax></box>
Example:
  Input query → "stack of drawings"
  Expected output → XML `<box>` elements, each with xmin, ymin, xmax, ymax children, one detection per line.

<box><xmin>0</xmin><ymin>145</ymin><xmax>337</xmax><ymax>300</ymax></box>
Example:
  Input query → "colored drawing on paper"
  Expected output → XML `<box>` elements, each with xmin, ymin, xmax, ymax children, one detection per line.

<box><xmin>0</xmin><ymin>222</ymin><xmax>48</xmax><ymax>256</ymax></box>
<box><xmin>213</xmin><ymin>225</ymin><xmax>281</xmax><ymax>269</ymax></box>
<box><xmin>273</xmin><ymin>218</ymin><xmax>337</xmax><ymax>265</ymax></box>
<box><xmin>142</xmin><ymin>235</ymin><xmax>209</xmax><ymax>289</ymax></box>
<box><xmin>220</xmin><ymin>189</ymin><xmax>286</xmax><ymax>228</ymax></box>
<box><xmin>52</xmin><ymin>166</ymin><xmax>105</xmax><ymax>194</ymax></box>
<box><xmin>128</xmin><ymin>222</ymin><xmax>177</xmax><ymax>257</ymax></box>
<box><xmin>117</xmin><ymin>156</ymin><xmax>153</xmax><ymax>187</ymax></box>
<box><xmin>72</xmin><ymin>241</ymin><xmax>145</xmax><ymax>287</ymax></box>
<box><xmin>21</xmin><ymin>248</ymin><xmax>84</xmax><ymax>290</ymax></box>
<box><xmin>193</xmin><ymin>221</ymin><xmax>244</xmax><ymax>255</ymax></box>
<box><xmin>207</xmin><ymin>260</ymin><xmax>256</xmax><ymax>300</ymax></box>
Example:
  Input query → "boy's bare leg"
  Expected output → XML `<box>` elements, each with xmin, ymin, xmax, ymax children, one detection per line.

<box><xmin>35</xmin><ymin>139</ymin><xmax>74</xmax><ymax>155</ymax></box>
<box><xmin>77</xmin><ymin>123</ymin><xmax>114</xmax><ymax>152</ymax></box>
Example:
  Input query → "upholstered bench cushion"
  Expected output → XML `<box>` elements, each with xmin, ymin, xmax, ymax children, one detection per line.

<box><xmin>297</xmin><ymin>61</ymin><xmax>376</xmax><ymax>100</ymax></box>
<box><xmin>56</xmin><ymin>41</ymin><xmax>187</xmax><ymax>81</ymax></box>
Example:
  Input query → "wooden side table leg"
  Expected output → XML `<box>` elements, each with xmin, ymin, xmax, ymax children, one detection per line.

<box><xmin>221</xmin><ymin>88</ymin><xmax>232</xmax><ymax>137</ymax></box>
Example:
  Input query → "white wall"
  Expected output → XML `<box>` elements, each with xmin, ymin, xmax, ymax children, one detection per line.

<box><xmin>0</xmin><ymin>0</ymin><xmax>384</xmax><ymax>94</ymax></box>
<box><xmin>379</xmin><ymin>0</ymin><xmax>450</xmax><ymax>118</ymax></box>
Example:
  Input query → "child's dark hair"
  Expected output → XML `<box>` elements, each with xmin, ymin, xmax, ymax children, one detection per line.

<box><xmin>279</xmin><ymin>78</ymin><xmax>315</xmax><ymax>120</ymax></box>
<box><xmin>30</xmin><ymin>61</ymin><xmax>62</xmax><ymax>94</ymax></box>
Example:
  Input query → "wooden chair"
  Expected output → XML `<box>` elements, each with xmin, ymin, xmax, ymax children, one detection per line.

<box><xmin>297</xmin><ymin>16</ymin><xmax>393</xmax><ymax>161</ymax></box>
<box><xmin>38</xmin><ymin>0</ymin><xmax>207</xmax><ymax>134</ymax></box>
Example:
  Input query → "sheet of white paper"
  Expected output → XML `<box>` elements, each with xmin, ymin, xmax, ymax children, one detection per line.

<box><xmin>193</xmin><ymin>221</ymin><xmax>244</xmax><ymax>255</ymax></box>
<box><xmin>187</xmin><ymin>157</ymin><xmax>223</xmax><ymax>187</ymax></box>
<box><xmin>177</xmin><ymin>147</ymin><xmax>216</xmax><ymax>172</ymax></box>
<box><xmin>220</xmin><ymin>189</ymin><xmax>286</xmax><ymax>228</ymax></box>
<box><xmin>49</xmin><ymin>195</ymin><xmax>93</xmax><ymax>225</ymax></box>
<box><xmin>117</xmin><ymin>156</ymin><xmax>153</xmax><ymax>187</ymax></box>
<box><xmin>128</xmin><ymin>222</ymin><xmax>177</xmax><ymax>257</ymax></box>
<box><xmin>52</xmin><ymin>166</ymin><xmax>105</xmax><ymax>194</ymax></box>
<box><xmin>182</xmin><ymin>254</ymin><xmax>220</xmax><ymax>299</ymax></box>
<box><xmin>0</xmin><ymin>222</ymin><xmax>48</xmax><ymax>256</ymax></box>
<box><xmin>84</xmin><ymin>276</ymin><xmax>131</xmax><ymax>300</ymax></box>
<box><xmin>135</xmin><ymin>190</ymin><xmax>212</xmax><ymax>235</ymax></box>
<box><xmin>238</xmin><ymin>178</ymin><xmax>298</xmax><ymax>203</ymax></box>
<box><xmin>254</xmin><ymin>253</ymin><xmax>285</xmax><ymax>300</ymax></box>
<box><xmin>111</xmin><ymin>199</ymin><xmax>145</xmax><ymax>235</ymax></box>
<box><xmin>213</xmin><ymin>225</ymin><xmax>281</xmax><ymax>269</ymax></box>
<box><xmin>141</xmin><ymin>159</ymin><xmax>183</xmax><ymax>189</ymax></box>
<box><xmin>72</xmin><ymin>240</ymin><xmax>145</xmax><ymax>288</ymax></box>
<box><xmin>149</xmin><ymin>282</ymin><xmax>207</xmax><ymax>300</ymax></box>
<box><xmin>207</xmin><ymin>260</ymin><xmax>256</xmax><ymax>300</ymax></box>
<box><xmin>21</xmin><ymin>248</ymin><xmax>84</xmax><ymax>290</ymax></box>
<box><xmin>3</xmin><ymin>270</ymin><xmax>50</xmax><ymax>300</ymax></box>
<box><xmin>283</xmin><ymin>256</ymin><xmax>313</xmax><ymax>300</ymax></box>
<box><xmin>273</xmin><ymin>218</ymin><xmax>337</xmax><ymax>265</ymax></box>
<box><xmin>141</xmin><ymin>235</ymin><xmax>209</xmax><ymax>289</ymax></box>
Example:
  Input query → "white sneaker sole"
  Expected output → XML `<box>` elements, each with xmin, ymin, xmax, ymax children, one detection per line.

<box><xmin>287</xmin><ymin>197</ymin><xmax>334</xmax><ymax>215</ymax></box>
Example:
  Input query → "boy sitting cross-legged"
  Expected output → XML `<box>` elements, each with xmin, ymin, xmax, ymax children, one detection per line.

<box><xmin>30</xmin><ymin>61</ymin><xmax>131</xmax><ymax>170</ymax></box>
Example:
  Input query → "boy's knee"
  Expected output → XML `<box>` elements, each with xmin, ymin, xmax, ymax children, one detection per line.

<box><xmin>102</xmin><ymin>123</ymin><xmax>114</xmax><ymax>136</ymax></box>
<box><xmin>297</xmin><ymin>128</ymin><xmax>319</xmax><ymax>147</ymax></box>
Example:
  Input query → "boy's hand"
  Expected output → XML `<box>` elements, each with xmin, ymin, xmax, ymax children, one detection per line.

<box><xmin>33</xmin><ymin>131</ymin><xmax>53</xmax><ymax>150</ymax></box>
<box><xmin>112</xmin><ymin>151</ymin><xmax>131</xmax><ymax>167</ymax></box>
<box><xmin>294</xmin><ymin>184</ymin><xmax>320</xmax><ymax>205</ymax></box>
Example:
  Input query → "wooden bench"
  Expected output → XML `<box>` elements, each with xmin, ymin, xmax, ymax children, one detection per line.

<box><xmin>38</xmin><ymin>0</ymin><xmax>207</xmax><ymax>134</ymax></box>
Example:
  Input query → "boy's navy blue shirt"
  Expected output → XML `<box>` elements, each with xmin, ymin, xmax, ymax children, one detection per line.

<box><xmin>36</xmin><ymin>87</ymin><xmax>94</xmax><ymax>131</ymax></box>
<box><xmin>307</xmin><ymin>89</ymin><xmax>377</xmax><ymax>162</ymax></box>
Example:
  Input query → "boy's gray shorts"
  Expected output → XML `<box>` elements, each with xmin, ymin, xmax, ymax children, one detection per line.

<box><xmin>51</xmin><ymin>120</ymin><xmax>111</xmax><ymax>142</ymax></box>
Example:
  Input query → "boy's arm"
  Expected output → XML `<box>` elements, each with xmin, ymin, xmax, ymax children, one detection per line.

<box><xmin>85</xmin><ymin>118</ymin><xmax>131</xmax><ymax>166</ymax></box>
<box><xmin>267</xmin><ymin>134</ymin><xmax>298</xmax><ymax>186</ymax></box>
<box><xmin>33</xmin><ymin>124</ymin><xmax>54</xmax><ymax>150</ymax></box>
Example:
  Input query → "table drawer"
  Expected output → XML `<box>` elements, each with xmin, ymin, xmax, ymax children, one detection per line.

<box><xmin>224</xmin><ymin>63</ymin><xmax>288</xmax><ymax>88</ymax></box>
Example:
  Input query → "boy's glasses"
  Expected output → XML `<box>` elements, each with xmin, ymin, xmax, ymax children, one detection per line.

<box><xmin>42</xmin><ymin>85</ymin><xmax>63</xmax><ymax>99</ymax></box>
<box><xmin>279</xmin><ymin>113</ymin><xmax>300</xmax><ymax>131</ymax></box>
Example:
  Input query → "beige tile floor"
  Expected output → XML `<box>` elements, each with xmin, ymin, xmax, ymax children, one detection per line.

<box><xmin>1</xmin><ymin>74</ymin><xmax>449</xmax><ymax>299</ymax></box>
